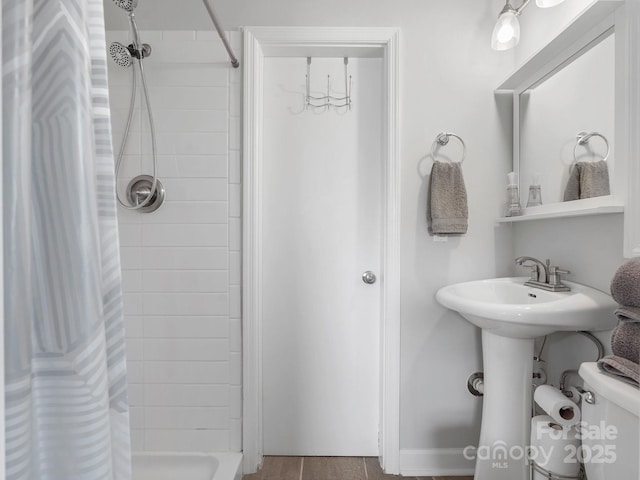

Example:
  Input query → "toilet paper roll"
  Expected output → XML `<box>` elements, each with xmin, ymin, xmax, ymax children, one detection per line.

<box><xmin>534</xmin><ymin>385</ymin><xmax>581</xmax><ymax>427</ymax></box>
<box><xmin>530</xmin><ymin>415</ymin><xmax>581</xmax><ymax>478</ymax></box>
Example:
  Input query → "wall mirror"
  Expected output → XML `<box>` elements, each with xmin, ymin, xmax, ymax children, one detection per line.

<box><xmin>519</xmin><ymin>31</ymin><xmax>615</xmax><ymax>207</ymax></box>
<box><xmin>495</xmin><ymin>0</ymin><xmax>628</xmax><ymax>223</ymax></box>
<box><xmin>497</xmin><ymin>0</ymin><xmax>640</xmax><ymax>255</ymax></box>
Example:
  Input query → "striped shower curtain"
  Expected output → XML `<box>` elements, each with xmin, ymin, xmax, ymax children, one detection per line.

<box><xmin>3</xmin><ymin>0</ymin><xmax>131</xmax><ymax>478</ymax></box>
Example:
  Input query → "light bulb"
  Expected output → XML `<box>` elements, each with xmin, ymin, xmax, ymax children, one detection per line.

<box><xmin>497</xmin><ymin>23</ymin><xmax>515</xmax><ymax>43</ymax></box>
<box><xmin>536</xmin><ymin>0</ymin><xmax>565</xmax><ymax>7</ymax></box>
<box><xmin>491</xmin><ymin>11</ymin><xmax>521</xmax><ymax>51</ymax></box>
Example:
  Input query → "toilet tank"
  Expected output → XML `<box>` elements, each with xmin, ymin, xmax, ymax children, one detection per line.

<box><xmin>578</xmin><ymin>362</ymin><xmax>640</xmax><ymax>480</ymax></box>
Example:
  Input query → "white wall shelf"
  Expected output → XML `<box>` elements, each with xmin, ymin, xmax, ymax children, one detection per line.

<box><xmin>497</xmin><ymin>200</ymin><xmax>624</xmax><ymax>223</ymax></box>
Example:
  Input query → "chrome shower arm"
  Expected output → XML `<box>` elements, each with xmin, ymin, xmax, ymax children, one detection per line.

<box><xmin>201</xmin><ymin>0</ymin><xmax>240</xmax><ymax>68</ymax></box>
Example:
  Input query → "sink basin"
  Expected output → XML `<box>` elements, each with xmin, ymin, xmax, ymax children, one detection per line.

<box><xmin>435</xmin><ymin>276</ymin><xmax>617</xmax><ymax>338</ymax></box>
<box><xmin>436</xmin><ymin>277</ymin><xmax>617</xmax><ymax>480</ymax></box>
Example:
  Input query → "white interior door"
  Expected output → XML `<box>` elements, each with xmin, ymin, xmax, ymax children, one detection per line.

<box><xmin>262</xmin><ymin>57</ymin><xmax>383</xmax><ymax>456</ymax></box>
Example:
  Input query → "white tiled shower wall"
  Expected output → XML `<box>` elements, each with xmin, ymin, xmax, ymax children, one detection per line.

<box><xmin>106</xmin><ymin>30</ymin><xmax>242</xmax><ymax>452</ymax></box>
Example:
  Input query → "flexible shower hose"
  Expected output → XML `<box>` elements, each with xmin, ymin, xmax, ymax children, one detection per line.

<box><xmin>114</xmin><ymin>16</ymin><xmax>159</xmax><ymax>211</ymax></box>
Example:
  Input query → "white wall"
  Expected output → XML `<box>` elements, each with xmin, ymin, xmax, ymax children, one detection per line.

<box><xmin>107</xmin><ymin>29</ymin><xmax>242</xmax><ymax>452</ymax></box>
<box><xmin>103</xmin><ymin>0</ymin><xmax>627</xmax><ymax>474</ymax></box>
<box><xmin>106</xmin><ymin>0</ymin><xmax>515</xmax><ymax>470</ymax></box>
<box><xmin>512</xmin><ymin>214</ymin><xmax>625</xmax><ymax>386</ymax></box>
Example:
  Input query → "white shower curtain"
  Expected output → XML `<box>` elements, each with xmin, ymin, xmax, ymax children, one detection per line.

<box><xmin>3</xmin><ymin>0</ymin><xmax>131</xmax><ymax>478</ymax></box>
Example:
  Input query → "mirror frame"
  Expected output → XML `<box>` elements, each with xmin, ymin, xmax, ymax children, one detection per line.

<box><xmin>620</xmin><ymin>0</ymin><xmax>640</xmax><ymax>258</ymax></box>
<box><xmin>495</xmin><ymin>0</ymin><xmax>640</xmax><ymax>258</ymax></box>
<box><xmin>518</xmin><ymin>30</ymin><xmax>615</xmax><ymax>207</ymax></box>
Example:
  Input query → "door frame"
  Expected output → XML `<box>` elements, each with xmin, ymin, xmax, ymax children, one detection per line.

<box><xmin>0</xmin><ymin>3</ymin><xmax>5</xmax><ymax>473</ymax></box>
<box><xmin>242</xmin><ymin>26</ymin><xmax>401</xmax><ymax>474</ymax></box>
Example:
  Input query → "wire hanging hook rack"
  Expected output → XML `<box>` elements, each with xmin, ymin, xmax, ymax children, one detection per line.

<box><xmin>305</xmin><ymin>57</ymin><xmax>352</xmax><ymax>110</ymax></box>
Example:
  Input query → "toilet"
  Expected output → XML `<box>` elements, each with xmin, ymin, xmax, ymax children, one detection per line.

<box><xmin>578</xmin><ymin>363</ymin><xmax>640</xmax><ymax>480</ymax></box>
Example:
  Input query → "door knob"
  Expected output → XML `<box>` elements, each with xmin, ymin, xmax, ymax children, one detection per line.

<box><xmin>362</xmin><ymin>271</ymin><xmax>377</xmax><ymax>284</ymax></box>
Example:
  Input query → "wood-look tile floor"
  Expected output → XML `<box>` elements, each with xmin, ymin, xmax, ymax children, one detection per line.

<box><xmin>243</xmin><ymin>456</ymin><xmax>474</xmax><ymax>480</ymax></box>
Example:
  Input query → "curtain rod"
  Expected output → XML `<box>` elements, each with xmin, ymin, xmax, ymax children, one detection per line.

<box><xmin>201</xmin><ymin>0</ymin><xmax>240</xmax><ymax>68</ymax></box>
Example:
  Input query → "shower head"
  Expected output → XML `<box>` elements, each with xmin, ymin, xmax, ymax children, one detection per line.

<box><xmin>112</xmin><ymin>0</ymin><xmax>138</xmax><ymax>12</ymax></box>
<box><xmin>109</xmin><ymin>42</ymin><xmax>133</xmax><ymax>68</ymax></box>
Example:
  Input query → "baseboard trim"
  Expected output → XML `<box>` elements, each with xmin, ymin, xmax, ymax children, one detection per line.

<box><xmin>399</xmin><ymin>448</ymin><xmax>475</xmax><ymax>477</ymax></box>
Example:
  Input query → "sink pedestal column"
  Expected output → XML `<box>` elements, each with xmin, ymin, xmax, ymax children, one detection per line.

<box><xmin>474</xmin><ymin>331</ymin><xmax>534</xmax><ymax>480</ymax></box>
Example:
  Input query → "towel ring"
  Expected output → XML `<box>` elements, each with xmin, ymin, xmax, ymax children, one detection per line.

<box><xmin>573</xmin><ymin>131</ymin><xmax>610</xmax><ymax>163</ymax></box>
<box><xmin>431</xmin><ymin>132</ymin><xmax>466</xmax><ymax>164</ymax></box>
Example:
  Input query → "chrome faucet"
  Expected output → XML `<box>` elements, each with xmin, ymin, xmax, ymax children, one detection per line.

<box><xmin>515</xmin><ymin>256</ymin><xmax>571</xmax><ymax>292</ymax></box>
<box><xmin>515</xmin><ymin>256</ymin><xmax>548</xmax><ymax>283</ymax></box>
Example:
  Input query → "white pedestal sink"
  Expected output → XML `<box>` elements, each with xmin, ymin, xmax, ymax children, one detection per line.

<box><xmin>436</xmin><ymin>277</ymin><xmax>617</xmax><ymax>480</ymax></box>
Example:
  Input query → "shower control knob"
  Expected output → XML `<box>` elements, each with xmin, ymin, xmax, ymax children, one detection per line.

<box><xmin>362</xmin><ymin>271</ymin><xmax>377</xmax><ymax>285</ymax></box>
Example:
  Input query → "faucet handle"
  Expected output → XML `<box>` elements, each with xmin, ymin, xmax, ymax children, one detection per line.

<box><xmin>548</xmin><ymin>265</ymin><xmax>570</xmax><ymax>286</ymax></box>
<box><xmin>549</xmin><ymin>263</ymin><xmax>570</xmax><ymax>274</ymax></box>
<box><xmin>528</xmin><ymin>265</ymin><xmax>541</xmax><ymax>282</ymax></box>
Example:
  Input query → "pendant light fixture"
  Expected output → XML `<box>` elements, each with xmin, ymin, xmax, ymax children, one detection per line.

<box><xmin>491</xmin><ymin>0</ymin><xmax>565</xmax><ymax>51</ymax></box>
<box><xmin>536</xmin><ymin>0</ymin><xmax>565</xmax><ymax>7</ymax></box>
<box><xmin>491</xmin><ymin>0</ymin><xmax>529</xmax><ymax>51</ymax></box>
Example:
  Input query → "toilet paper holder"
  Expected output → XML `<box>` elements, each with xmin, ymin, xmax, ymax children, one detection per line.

<box><xmin>568</xmin><ymin>386</ymin><xmax>595</xmax><ymax>405</ymax></box>
<box><xmin>531</xmin><ymin>461</ymin><xmax>585</xmax><ymax>480</ymax></box>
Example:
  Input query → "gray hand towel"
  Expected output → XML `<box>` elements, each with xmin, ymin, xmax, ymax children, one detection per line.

<box><xmin>427</xmin><ymin>161</ymin><xmax>468</xmax><ymax>235</ymax></box>
<box><xmin>563</xmin><ymin>161</ymin><xmax>611</xmax><ymax>201</ymax></box>
<box><xmin>611</xmin><ymin>322</ymin><xmax>640</xmax><ymax>363</ymax></box>
<box><xmin>580</xmin><ymin>160</ymin><xmax>610</xmax><ymax>198</ymax></box>
<box><xmin>598</xmin><ymin>355</ymin><xmax>640</xmax><ymax>387</ymax></box>
<box><xmin>611</xmin><ymin>258</ymin><xmax>640</xmax><ymax>323</ymax></box>
<box><xmin>563</xmin><ymin>163</ymin><xmax>580</xmax><ymax>201</ymax></box>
